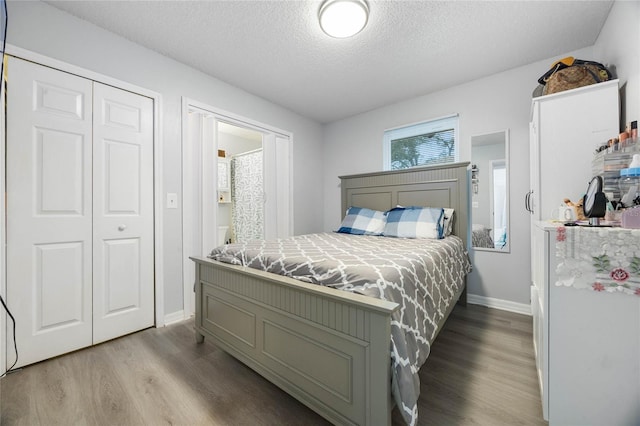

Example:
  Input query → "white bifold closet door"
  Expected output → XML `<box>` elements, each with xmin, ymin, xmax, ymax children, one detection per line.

<box><xmin>92</xmin><ymin>80</ymin><xmax>154</xmax><ymax>344</ymax></box>
<box><xmin>6</xmin><ymin>57</ymin><xmax>154</xmax><ymax>368</ymax></box>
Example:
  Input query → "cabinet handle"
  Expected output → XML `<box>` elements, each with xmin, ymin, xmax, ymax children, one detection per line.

<box><xmin>525</xmin><ymin>191</ymin><xmax>533</xmax><ymax>213</ymax></box>
<box><xmin>118</xmin><ymin>225</ymin><xmax>127</xmax><ymax>231</ymax></box>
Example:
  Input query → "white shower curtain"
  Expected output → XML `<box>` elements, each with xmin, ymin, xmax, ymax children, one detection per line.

<box><xmin>231</xmin><ymin>149</ymin><xmax>264</xmax><ymax>243</ymax></box>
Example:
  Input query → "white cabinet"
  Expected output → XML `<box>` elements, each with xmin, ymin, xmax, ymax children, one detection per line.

<box><xmin>528</xmin><ymin>82</ymin><xmax>640</xmax><ymax>424</ymax></box>
<box><xmin>527</xmin><ymin>80</ymin><xmax>619</xmax><ymax>221</ymax></box>
<box><xmin>531</xmin><ymin>223</ymin><xmax>640</xmax><ymax>425</ymax></box>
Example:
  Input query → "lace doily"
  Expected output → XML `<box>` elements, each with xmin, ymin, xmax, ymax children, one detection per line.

<box><xmin>555</xmin><ymin>226</ymin><xmax>640</xmax><ymax>296</ymax></box>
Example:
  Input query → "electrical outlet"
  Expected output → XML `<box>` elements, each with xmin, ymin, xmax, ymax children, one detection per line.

<box><xmin>166</xmin><ymin>193</ymin><xmax>178</xmax><ymax>209</ymax></box>
<box><xmin>472</xmin><ymin>201</ymin><xmax>479</xmax><ymax>208</ymax></box>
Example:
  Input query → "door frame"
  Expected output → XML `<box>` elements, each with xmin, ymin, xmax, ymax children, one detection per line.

<box><xmin>0</xmin><ymin>56</ymin><xmax>6</xmax><ymax>375</ymax></box>
<box><xmin>181</xmin><ymin>97</ymin><xmax>293</xmax><ymax>318</ymax></box>
<box><xmin>1</xmin><ymin>45</ymin><xmax>165</xmax><ymax>374</ymax></box>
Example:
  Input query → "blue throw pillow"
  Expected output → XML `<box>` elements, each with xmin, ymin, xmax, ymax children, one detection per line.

<box><xmin>383</xmin><ymin>206</ymin><xmax>444</xmax><ymax>239</ymax></box>
<box><xmin>336</xmin><ymin>207</ymin><xmax>386</xmax><ymax>235</ymax></box>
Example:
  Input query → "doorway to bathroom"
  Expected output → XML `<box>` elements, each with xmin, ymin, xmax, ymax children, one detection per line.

<box><xmin>181</xmin><ymin>98</ymin><xmax>293</xmax><ymax>318</ymax></box>
<box><xmin>217</xmin><ymin>122</ymin><xmax>264</xmax><ymax>246</ymax></box>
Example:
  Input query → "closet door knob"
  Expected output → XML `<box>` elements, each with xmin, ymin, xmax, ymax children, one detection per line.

<box><xmin>118</xmin><ymin>225</ymin><xmax>127</xmax><ymax>231</ymax></box>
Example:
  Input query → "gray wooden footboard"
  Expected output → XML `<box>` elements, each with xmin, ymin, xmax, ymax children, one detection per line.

<box><xmin>191</xmin><ymin>256</ymin><xmax>399</xmax><ymax>426</ymax></box>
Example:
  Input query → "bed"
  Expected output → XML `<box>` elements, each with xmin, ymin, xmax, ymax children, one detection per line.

<box><xmin>472</xmin><ymin>224</ymin><xmax>495</xmax><ymax>248</ymax></box>
<box><xmin>191</xmin><ymin>162</ymin><xmax>471</xmax><ymax>425</ymax></box>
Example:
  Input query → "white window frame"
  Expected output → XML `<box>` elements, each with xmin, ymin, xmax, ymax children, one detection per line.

<box><xmin>383</xmin><ymin>114</ymin><xmax>459</xmax><ymax>170</ymax></box>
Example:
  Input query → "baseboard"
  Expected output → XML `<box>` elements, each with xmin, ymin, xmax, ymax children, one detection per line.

<box><xmin>467</xmin><ymin>294</ymin><xmax>532</xmax><ymax>316</ymax></box>
<box><xmin>163</xmin><ymin>310</ymin><xmax>189</xmax><ymax>326</ymax></box>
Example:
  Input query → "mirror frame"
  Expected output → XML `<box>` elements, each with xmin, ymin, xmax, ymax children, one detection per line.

<box><xmin>470</xmin><ymin>129</ymin><xmax>510</xmax><ymax>253</ymax></box>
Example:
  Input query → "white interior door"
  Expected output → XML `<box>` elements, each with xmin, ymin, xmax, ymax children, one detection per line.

<box><xmin>263</xmin><ymin>134</ymin><xmax>292</xmax><ymax>240</ymax></box>
<box><xmin>6</xmin><ymin>57</ymin><xmax>155</xmax><ymax>367</ymax></box>
<box><xmin>92</xmin><ymin>82</ymin><xmax>154</xmax><ymax>344</ymax></box>
<box><xmin>6</xmin><ymin>57</ymin><xmax>93</xmax><ymax>367</ymax></box>
<box><xmin>275</xmin><ymin>135</ymin><xmax>292</xmax><ymax>238</ymax></box>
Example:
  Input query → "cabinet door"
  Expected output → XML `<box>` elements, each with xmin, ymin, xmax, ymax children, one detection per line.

<box><xmin>530</xmin><ymin>286</ymin><xmax>545</xmax><ymax>406</ymax></box>
<box><xmin>531</xmin><ymin>225</ymin><xmax>549</xmax><ymax>420</ymax></box>
<box><xmin>529</xmin><ymin>102</ymin><xmax>540</xmax><ymax>220</ymax></box>
<box><xmin>548</xmin><ymin>229</ymin><xmax>640</xmax><ymax>424</ymax></box>
<box><xmin>536</xmin><ymin>82</ymin><xmax>618</xmax><ymax>220</ymax></box>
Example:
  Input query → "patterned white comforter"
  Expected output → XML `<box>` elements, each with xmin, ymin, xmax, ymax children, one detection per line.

<box><xmin>472</xmin><ymin>228</ymin><xmax>494</xmax><ymax>248</ymax></box>
<box><xmin>208</xmin><ymin>232</ymin><xmax>471</xmax><ymax>425</ymax></box>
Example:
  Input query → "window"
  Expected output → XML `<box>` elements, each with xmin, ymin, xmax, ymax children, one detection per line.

<box><xmin>383</xmin><ymin>114</ymin><xmax>459</xmax><ymax>170</ymax></box>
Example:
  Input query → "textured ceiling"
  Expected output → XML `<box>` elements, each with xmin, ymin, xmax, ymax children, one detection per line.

<box><xmin>44</xmin><ymin>0</ymin><xmax>614</xmax><ymax>123</ymax></box>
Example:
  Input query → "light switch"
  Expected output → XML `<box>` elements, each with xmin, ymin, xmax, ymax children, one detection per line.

<box><xmin>472</xmin><ymin>201</ymin><xmax>479</xmax><ymax>208</ymax></box>
<box><xmin>166</xmin><ymin>193</ymin><xmax>178</xmax><ymax>209</ymax></box>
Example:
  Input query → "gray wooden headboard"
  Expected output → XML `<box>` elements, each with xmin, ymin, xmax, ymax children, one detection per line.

<box><xmin>339</xmin><ymin>162</ymin><xmax>470</xmax><ymax>248</ymax></box>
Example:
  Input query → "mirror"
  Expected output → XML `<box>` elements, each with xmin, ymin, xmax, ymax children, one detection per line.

<box><xmin>471</xmin><ymin>130</ymin><xmax>510</xmax><ymax>252</ymax></box>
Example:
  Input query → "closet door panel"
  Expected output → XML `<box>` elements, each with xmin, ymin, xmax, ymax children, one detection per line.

<box><xmin>104</xmin><ymin>139</ymin><xmax>141</xmax><ymax>213</ymax></box>
<box><xmin>36</xmin><ymin>242</ymin><xmax>85</xmax><ymax>328</ymax></box>
<box><xmin>92</xmin><ymin>82</ymin><xmax>154</xmax><ymax>344</ymax></box>
<box><xmin>37</xmin><ymin>128</ymin><xmax>85</xmax><ymax>213</ymax></box>
<box><xmin>102</xmin><ymin>238</ymin><xmax>141</xmax><ymax>313</ymax></box>
<box><xmin>6</xmin><ymin>56</ymin><xmax>93</xmax><ymax>368</ymax></box>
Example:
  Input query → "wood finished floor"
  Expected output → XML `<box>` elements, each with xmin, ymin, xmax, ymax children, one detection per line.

<box><xmin>0</xmin><ymin>304</ymin><xmax>546</xmax><ymax>425</ymax></box>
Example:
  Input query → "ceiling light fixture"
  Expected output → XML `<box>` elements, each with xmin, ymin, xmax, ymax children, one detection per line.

<box><xmin>319</xmin><ymin>0</ymin><xmax>369</xmax><ymax>38</ymax></box>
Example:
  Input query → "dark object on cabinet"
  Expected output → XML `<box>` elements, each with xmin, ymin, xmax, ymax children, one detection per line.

<box><xmin>537</xmin><ymin>57</ymin><xmax>612</xmax><ymax>96</ymax></box>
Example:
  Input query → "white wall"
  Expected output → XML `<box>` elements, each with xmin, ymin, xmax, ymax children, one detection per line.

<box><xmin>6</xmin><ymin>1</ymin><xmax>325</xmax><ymax>317</ymax></box>
<box><xmin>593</xmin><ymin>0</ymin><xmax>640</xmax><ymax>128</ymax></box>
<box><xmin>219</xmin><ymin>132</ymin><xmax>262</xmax><ymax>157</ymax></box>
<box><xmin>322</xmin><ymin>0</ymin><xmax>639</xmax><ymax>306</ymax></box>
<box><xmin>322</xmin><ymin>44</ymin><xmax>638</xmax><ymax>305</ymax></box>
